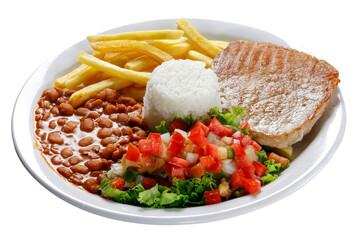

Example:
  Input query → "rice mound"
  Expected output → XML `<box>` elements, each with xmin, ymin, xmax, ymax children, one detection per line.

<box><xmin>143</xmin><ymin>59</ymin><xmax>223</xmax><ymax>130</ymax></box>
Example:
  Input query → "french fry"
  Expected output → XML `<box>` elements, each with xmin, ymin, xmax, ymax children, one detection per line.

<box><xmin>77</xmin><ymin>51</ymin><xmax>150</xmax><ymax>85</ymax></box>
<box><xmin>104</xmin><ymin>52</ymin><xmax>142</xmax><ymax>67</ymax></box>
<box><xmin>124</xmin><ymin>55</ymin><xmax>159</xmax><ymax>71</ymax></box>
<box><xmin>162</xmin><ymin>42</ymin><xmax>191</xmax><ymax>59</ymax></box>
<box><xmin>54</xmin><ymin>51</ymin><xmax>104</xmax><ymax>88</ymax></box>
<box><xmin>87</xmin><ymin>29</ymin><xmax>184</xmax><ymax>43</ymax></box>
<box><xmin>176</xmin><ymin>18</ymin><xmax>221</xmax><ymax>58</ymax></box>
<box><xmin>68</xmin><ymin>78</ymin><xmax>132</xmax><ymax>107</ymax></box>
<box><xmin>211</xmin><ymin>40</ymin><xmax>229</xmax><ymax>50</ymax></box>
<box><xmin>91</xmin><ymin>40</ymin><xmax>173</xmax><ymax>63</ymax></box>
<box><xmin>149</xmin><ymin>37</ymin><xmax>188</xmax><ymax>49</ymax></box>
<box><xmin>119</xmin><ymin>87</ymin><xmax>146</xmax><ymax>102</ymax></box>
<box><xmin>187</xmin><ymin>50</ymin><xmax>213</xmax><ymax>68</ymax></box>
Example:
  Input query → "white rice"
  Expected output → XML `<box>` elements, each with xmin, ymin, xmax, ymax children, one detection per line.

<box><xmin>143</xmin><ymin>59</ymin><xmax>223</xmax><ymax>130</ymax></box>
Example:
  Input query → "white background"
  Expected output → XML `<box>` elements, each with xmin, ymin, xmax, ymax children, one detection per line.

<box><xmin>2</xmin><ymin>0</ymin><xmax>359</xmax><ymax>239</ymax></box>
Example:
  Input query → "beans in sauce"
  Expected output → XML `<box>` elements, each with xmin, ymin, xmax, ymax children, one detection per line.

<box><xmin>34</xmin><ymin>88</ymin><xmax>146</xmax><ymax>194</ymax></box>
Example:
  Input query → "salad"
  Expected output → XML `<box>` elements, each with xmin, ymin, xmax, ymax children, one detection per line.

<box><xmin>99</xmin><ymin>106</ymin><xmax>289</xmax><ymax>208</ymax></box>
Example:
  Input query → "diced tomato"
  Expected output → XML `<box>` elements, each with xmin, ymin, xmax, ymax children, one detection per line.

<box><xmin>268</xmin><ymin>152</ymin><xmax>288</xmax><ymax>168</ymax></box>
<box><xmin>166</xmin><ymin>131</ymin><xmax>186</xmax><ymax>157</ymax></box>
<box><xmin>232</xmin><ymin>131</ymin><xmax>245</xmax><ymax>140</ymax></box>
<box><xmin>188</xmin><ymin>126</ymin><xmax>207</xmax><ymax>149</ymax></box>
<box><xmin>251</xmin><ymin>141</ymin><xmax>262</xmax><ymax>152</ymax></box>
<box><xmin>241</xmin><ymin>135</ymin><xmax>253</xmax><ymax>147</ymax></box>
<box><xmin>190</xmin><ymin>162</ymin><xmax>206</xmax><ymax>178</ymax></box>
<box><xmin>199</xmin><ymin>156</ymin><xmax>215</xmax><ymax>170</ymax></box>
<box><xmin>205</xmin><ymin>143</ymin><xmax>218</xmax><ymax>159</ymax></box>
<box><xmin>191</xmin><ymin>119</ymin><xmax>209</xmax><ymax>136</ymax></box>
<box><xmin>208</xmin><ymin>117</ymin><xmax>234</xmax><ymax>137</ymax></box>
<box><xmin>242</xmin><ymin>178</ymin><xmax>261</xmax><ymax>194</ymax></box>
<box><xmin>252</xmin><ymin>161</ymin><xmax>267</xmax><ymax>177</ymax></box>
<box><xmin>235</xmin><ymin>154</ymin><xmax>252</xmax><ymax>169</ymax></box>
<box><xmin>168</xmin><ymin>157</ymin><xmax>190</xmax><ymax>168</ymax></box>
<box><xmin>149</xmin><ymin>133</ymin><xmax>163</xmax><ymax>156</ymax></box>
<box><xmin>170</xmin><ymin>166</ymin><xmax>185</xmax><ymax>181</ymax></box>
<box><xmin>138</xmin><ymin>139</ymin><xmax>152</xmax><ymax>155</ymax></box>
<box><xmin>239</xmin><ymin>122</ymin><xmax>250</xmax><ymax>131</ymax></box>
<box><xmin>243</xmin><ymin>165</ymin><xmax>256</xmax><ymax>179</ymax></box>
<box><xmin>192</xmin><ymin>144</ymin><xmax>205</xmax><ymax>156</ymax></box>
<box><xmin>156</xmin><ymin>178</ymin><xmax>170</xmax><ymax>187</ymax></box>
<box><xmin>205</xmin><ymin>189</ymin><xmax>221</xmax><ymax>205</ymax></box>
<box><xmin>207</xmin><ymin>157</ymin><xmax>223</xmax><ymax>173</ymax></box>
<box><xmin>110</xmin><ymin>179</ymin><xmax>124</xmax><ymax>191</ymax></box>
<box><xmin>169</xmin><ymin>119</ymin><xmax>188</xmax><ymax>132</ymax></box>
<box><xmin>142</xmin><ymin>177</ymin><xmax>157</xmax><ymax>190</ymax></box>
<box><xmin>126</xmin><ymin>144</ymin><xmax>140</xmax><ymax>162</ymax></box>
<box><xmin>203</xmin><ymin>118</ymin><xmax>212</xmax><ymax>126</ymax></box>
<box><xmin>231</xmin><ymin>143</ymin><xmax>245</xmax><ymax>157</ymax></box>
<box><xmin>230</xmin><ymin>169</ymin><xmax>245</xmax><ymax>190</ymax></box>
<box><xmin>164</xmin><ymin>163</ymin><xmax>172</xmax><ymax>173</ymax></box>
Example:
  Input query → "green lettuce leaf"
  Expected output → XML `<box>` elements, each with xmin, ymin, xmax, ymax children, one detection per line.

<box><xmin>261</xmin><ymin>173</ymin><xmax>279</xmax><ymax>185</ymax></box>
<box><xmin>155</xmin><ymin>121</ymin><xmax>169</xmax><ymax>134</ymax></box>
<box><xmin>257</xmin><ymin>150</ymin><xmax>268</xmax><ymax>164</ymax></box>
<box><xmin>208</xmin><ymin>106</ymin><xmax>246</xmax><ymax>128</ymax></box>
<box><xmin>264</xmin><ymin>159</ymin><xmax>282</xmax><ymax>173</ymax></box>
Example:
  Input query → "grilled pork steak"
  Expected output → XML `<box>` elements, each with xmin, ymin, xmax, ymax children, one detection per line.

<box><xmin>212</xmin><ymin>40</ymin><xmax>340</xmax><ymax>148</ymax></box>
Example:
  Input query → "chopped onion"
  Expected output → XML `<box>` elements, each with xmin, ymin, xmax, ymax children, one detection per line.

<box><xmin>222</xmin><ymin>159</ymin><xmax>237</xmax><ymax>175</ymax></box>
<box><xmin>161</xmin><ymin>132</ymin><xmax>171</xmax><ymax>145</ymax></box>
<box><xmin>186</xmin><ymin>153</ymin><xmax>199</xmax><ymax>165</ymax></box>
<box><xmin>244</xmin><ymin>145</ymin><xmax>257</xmax><ymax>162</ymax></box>
<box><xmin>207</xmin><ymin>131</ymin><xmax>220</xmax><ymax>144</ymax></box>
<box><xmin>107</xmin><ymin>163</ymin><xmax>124</xmax><ymax>179</ymax></box>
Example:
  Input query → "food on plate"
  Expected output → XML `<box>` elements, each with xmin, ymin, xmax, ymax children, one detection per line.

<box><xmin>212</xmin><ymin>40</ymin><xmax>340</xmax><ymax>148</ymax></box>
<box><xmin>33</xmin><ymin>18</ymin><xmax>339</xmax><ymax>208</ymax></box>
<box><xmin>142</xmin><ymin>59</ymin><xmax>222</xmax><ymax>131</ymax></box>
<box><xmin>34</xmin><ymin>87</ymin><xmax>146</xmax><ymax>193</ymax></box>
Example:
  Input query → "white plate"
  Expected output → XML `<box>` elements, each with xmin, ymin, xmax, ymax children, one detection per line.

<box><xmin>12</xmin><ymin>19</ymin><xmax>346</xmax><ymax>224</ymax></box>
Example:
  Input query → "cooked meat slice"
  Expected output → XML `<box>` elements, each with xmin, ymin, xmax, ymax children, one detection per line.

<box><xmin>212</xmin><ymin>40</ymin><xmax>340</xmax><ymax>148</ymax></box>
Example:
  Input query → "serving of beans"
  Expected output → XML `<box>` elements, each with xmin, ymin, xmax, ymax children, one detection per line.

<box><xmin>34</xmin><ymin>87</ymin><xmax>147</xmax><ymax>194</ymax></box>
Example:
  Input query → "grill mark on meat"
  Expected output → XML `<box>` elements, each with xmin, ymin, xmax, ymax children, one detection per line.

<box><xmin>212</xmin><ymin>40</ymin><xmax>340</xmax><ymax>148</ymax></box>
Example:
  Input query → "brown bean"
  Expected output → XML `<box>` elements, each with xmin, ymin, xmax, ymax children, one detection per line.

<box><xmin>92</xmin><ymin>145</ymin><xmax>100</xmax><ymax>153</ymax></box>
<box><xmin>99</xmin><ymin>88</ymin><xmax>117</xmax><ymax>103</ymax></box>
<box><xmin>99</xmin><ymin>144</ymin><xmax>116</xmax><ymax>159</ymax></box>
<box><xmin>78</xmin><ymin>137</ymin><xmax>94</xmax><ymax>147</ymax></box>
<box><xmin>75</xmin><ymin>107</ymin><xmax>89</xmax><ymax>116</ymax></box>
<box><xmin>42</xmin><ymin>111</ymin><xmax>51</xmax><ymax>121</ymax></box>
<box><xmin>112</xmin><ymin>128</ymin><xmax>122</xmax><ymax>136</ymax></box>
<box><xmin>69</xmin><ymin>156</ymin><xmax>81</xmax><ymax>165</ymax></box>
<box><xmin>84</xmin><ymin>98</ymin><xmax>103</xmax><ymax>110</ymax></box>
<box><xmin>83</xmin><ymin>178</ymin><xmax>99</xmax><ymax>193</ymax></box>
<box><xmin>118</xmin><ymin>137</ymin><xmax>130</xmax><ymax>145</ymax></box>
<box><xmin>56</xmin><ymin>98</ymin><xmax>67</xmax><ymax>105</ymax></box>
<box><xmin>84</xmin><ymin>111</ymin><xmax>100</xmax><ymax>119</ymax></box>
<box><xmin>48</xmin><ymin>120</ymin><xmax>56</xmax><ymax>129</ymax></box>
<box><xmin>103</xmin><ymin>104</ymin><xmax>118</xmax><ymax>115</ymax></box>
<box><xmin>70</xmin><ymin>165</ymin><xmax>89</xmax><ymax>174</ymax></box>
<box><xmin>100</xmin><ymin>137</ymin><xmax>117</xmax><ymax>147</ymax></box>
<box><xmin>80</xmin><ymin>118</ymin><xmax>95</xmax><ymax>132</ymax></box>
<box><xmin>35</xmin><ymin>114</ymin><xmax>41</xmax><ymax>121</ymax></box>
<box><xmin>58</xmin><ymin>103</ymin><xmax>74</xmax><ymax>116</ymax></box>
<box><xmin>121</xmin><ymin>126</ymin><xmax>133</xmax><ymax>137</ymax></box>
<box><xmin>50</xmin><ymin>106</ymin><xmax>60</xmax><ymax>116</ymax></box>
<box><xmin>41</xmin><ymin>132</ymin><xmax>47</xmax><ymax>141</ymax></box>
<box><xmin>96</xmin><ymin>174</ymin><xmax>107</xmax><ymax>184</ymax></box>
<box><xmin>116</xmin><ymin>113</ymin><xmax>130</xmax><ymax>125</ymax></box>
<box><xmin>132</xmin><ymin>126</ymin><xmax>147</xmax><ymax>138</ymax></box>
<box><xmin>36</xmin><ymin>120</ymin><xmax>44</xmax><ymax>129</ymax></box>
<box><xmin>112</xmin><ymin>147</ymin><xmax>126</xmax><ymax>161</ymax></box>
<box><xmin>96</xmin><ymin>117</ymin><xmax>113</xmax><ymax>128</ymax></box>
<box><xmin>90</xmin><ymin>171</ymin><xmax>103</xmax><ymax>177</ymax></box>
<box><xmin>57</xmin><ymin>167</ymin><xmax>72</xmax><ymax>178</ymax></box>
<box><xmin>60</xmin><ymin>147</ymin><xmax>73</xmax><ymax>158</ymax></box>
<box><xmin>48</xmin><ymin>132</ymin><xmax>64</xmax><ymax>145</ymax></box>
<box><xmin>43</xmin><ymin>88</ymin><xmax>63</xmax><ymax>102</ymax></box>
<box><xmin>64</xmin><ymin>90</ymin><xmax>76</xmax><ymax>97</ymax></box>
<box><xmin>69</xmin><ymin>176</ymin><xmax>83</xmax><ymax>186</ymax></box>
<box><xmin>117</xmin><ymin>96</ymin><xmax>136</xmax><ymax>106</ymax></box>
<box><xmin>57</xmin><ymin>118</ymin><xmax>67</xmax><ymax>126</ymax></box>
<box><xmin>97</xmin><ymin>128</ymin><xmax>112</xmax><ymax>138</ymax></box>
<box><xmin>116</xmin><ymin>104</ymin><xmax>126</xmax><ymax>113</ymax></box>
<box><xmin>84</xmin><ymin>160</ymin><xmax>106</xmax><ymax>171</ymax></box>
<box><xmin>129</xmin><ymin>115</ymin><xmax>144</xmax><ymax>127</ymax></box>
<box><xmin>62</xmin><ymin>161</ymin><xmax>71</xmax><ymax>167</ymax></box>
<box><xmin>62</xmin><ymin>121</ymin><xmax>78</xmax><ymax>133</ymax></box>
<box><xmin>51</xmin><ymin>155</ymin><xmax>63</xmax><ymax>165</ymax></box>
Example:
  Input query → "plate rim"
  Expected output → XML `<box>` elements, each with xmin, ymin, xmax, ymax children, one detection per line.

<box><xmin>11</xmin><ymin>18</ymin><xmax>347</xmax><ymax>225</ymax></box>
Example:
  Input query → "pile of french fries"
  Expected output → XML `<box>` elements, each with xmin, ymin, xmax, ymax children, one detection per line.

<box><xmin>54</xmin><ymin>18</ymin><xmax>229</xmax><ymax>107</ymax></box>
